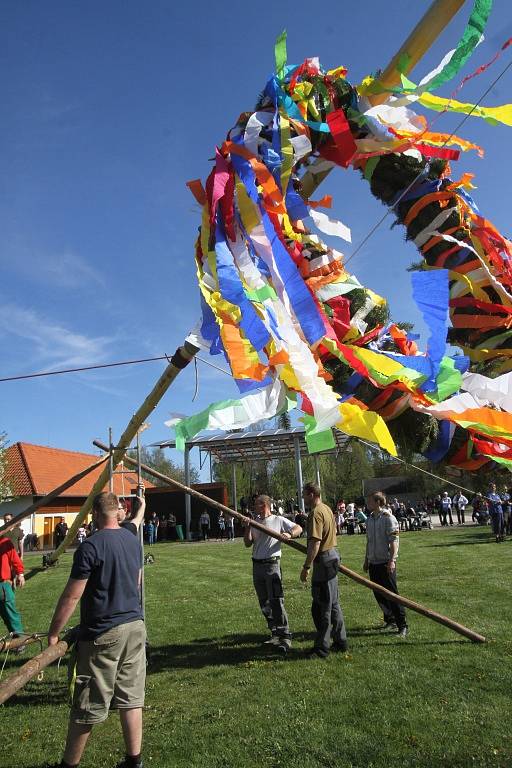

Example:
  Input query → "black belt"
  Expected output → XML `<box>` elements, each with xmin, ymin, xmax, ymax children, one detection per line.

<box><xmin>252</xmin><ymin>557</ymin><xmax>280</xmax><ymax>564</ymax></box>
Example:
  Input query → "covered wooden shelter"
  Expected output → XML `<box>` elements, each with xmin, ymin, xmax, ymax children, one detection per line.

<box><xmin>157</xmin><ymin>427</ymin><xmax>351</xmax><ymax>537</ymax></box>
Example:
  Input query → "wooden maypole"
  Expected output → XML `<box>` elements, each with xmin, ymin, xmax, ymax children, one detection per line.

<box><xmin>300</xmin><ymin>0</ymin><xmax>466</xmax><ymax>197</ymax></box>
<box><xmin>44</xmin><ymin>341</ymin><xmax>198</xmax><ymax>566</ymax></box>
<box><xmin>42</xmin><ymin>1</ymin><xmax>467</xmax><ymax>568</ymax></box>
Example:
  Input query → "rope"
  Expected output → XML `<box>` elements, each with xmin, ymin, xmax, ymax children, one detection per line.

<box><xmin>344</xmin><ymin>57</ymin><xmax>512</xmax><ymax>269</ymax></box>
<box><xmin>358</xmin><ymin>438</ymin><xmax>476</xmax><ymax>496</ymax></box>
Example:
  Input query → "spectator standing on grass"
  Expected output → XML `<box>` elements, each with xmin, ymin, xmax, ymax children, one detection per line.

<box><xmin>0</xmin><ymin>533</ymin><xmax>25</xmax><ymax>635</ymax></box>
<box><xmin>146</xmin><ymin>519</ymin><xmax>156</xmax><ymax>547</ymax></box>
<box><xmin>453</xmin><ymin>491</ymin><xmax>469</xmax><ymax>525</ymax></box>
<box><xmin>218</xmin><ymin>512</ymin><xmax>226</xmax><ymax>540</ymax></box>
<box><xmin>487</xmin><ymin>484</ymin><xmax>504</xmax><ymax>543</ymax></box>
<box><xmin>199</xmin><ymin>510</ymin><xmax>211</xmax><ymax>541</ymax></box>
<box><xmin>225</xmin><ymin>513</ymin><xmax>235</xmax><ymax>541</ymax></box>
<box><xmin>167</xmin><ymin>512</ymin><xmax>177</xmax><ymax>540</ymax></box>
<box><xmin>243</xmin><ymin>494</ymin><xmax>301</xmax><ymax>653</ymax></box>
<box><xmin>440</xmin><ymin>492</ymin><xmax>454</xmax><ymax>526</ymax></box>
<box><xmin>47</xmin><ymin>491</ymin><xmax>146</xmax><ymax>768</ymax></box>
<box><xmin>335</xmin><ymin>507</ymin><xmax>345</xmax><ymax>535</ymax></box>
<box><xmin>501</xmin><ymin>487</ymin><xmax>511</xmax><ymax>535</ymax></box>
<box><xmin>301</xmin><ymin>483</ymin><xmax>348</xmax><ymax>658</ymax></box>
<box><xmin>364</xmin><ymin>491</ymin><xmax>407</xmax><ymax>637</ymax></box>
<box><xmin>149</xmin><ymin>513</ymin><xmax>159</xmax><ymax>542</ymax></box>
<box><xmin>2</xmin><ymin>513</ymin><xmax>25</xmax><ymax>560</ymax></box>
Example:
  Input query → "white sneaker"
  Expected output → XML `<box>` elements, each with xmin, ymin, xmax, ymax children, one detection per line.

<box><xmin>263</xmin><ymin>635</ymin><xmax>280</xmax><ymax>645</ymax></box>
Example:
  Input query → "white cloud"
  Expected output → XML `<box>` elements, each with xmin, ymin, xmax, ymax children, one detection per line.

<box><xmin>8</xmin><ymin>249</ymin><xmax>105</xmax><ymax>290</ymax></box>
<box><xmin>0</xmin><ymin>304</ymin><xmax>113</xmax><ymax>372</ymax></box>
<box><xmin>37</xmin><ymin>251</ymin><xmax>105</xmax><ymax>289</ymax></box>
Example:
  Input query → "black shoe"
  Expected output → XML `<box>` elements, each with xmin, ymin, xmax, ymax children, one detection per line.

<box><xmin>305</xmin><ymin>648</ymin><xmax>328</xmax><ymax>659</ymax></box>
<box><xmin>276</xmin><ymin>641</ymin><xmax>290</xmax><ymax>655</ymax></box>
<box><xmin>381</xmin><ymin>621</ymin><xmax>397</xmax><ymax>631</ymax></box>
<box><xmin>397</xmin><ymin>626</ymin><xmax>408</xmax><ymax>638</ymax></box>
<box><xmin>115</xmin><ymin>759</ymin><xmax>143</xmax><ymax>768</ymax></box>
<box><xmin>331</xmin><ymin>640</ymin><xmax>349</xmax><ymax>653</ymax></box>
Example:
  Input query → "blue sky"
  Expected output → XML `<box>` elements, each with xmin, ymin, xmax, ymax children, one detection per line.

<box><xmin>1</xmin><ymin>0</ymin><xmax>511</xmax><ymax>475</ymax></box>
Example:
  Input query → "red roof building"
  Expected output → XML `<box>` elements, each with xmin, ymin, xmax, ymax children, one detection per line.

<box><xmin>1</xmin><ymin>442</ymin><xmax>154</xmax><ymax>548</ymax></box>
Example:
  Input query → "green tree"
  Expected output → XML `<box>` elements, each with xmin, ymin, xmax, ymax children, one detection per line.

<box><xmin>0</xmin><ymin>432</ymin><xmax>13</xmax><ymax>503</ymax></box>
<box><xmin>129</xmin><ymin>446</ymin><xmax>199</xmax><ymax>487</ymax></box>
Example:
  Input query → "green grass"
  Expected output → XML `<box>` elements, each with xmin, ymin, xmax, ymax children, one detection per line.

<box><xmin>1</xmin><ymin>526</ymin><xmax>512</xmax><ymax>768</ymax></box>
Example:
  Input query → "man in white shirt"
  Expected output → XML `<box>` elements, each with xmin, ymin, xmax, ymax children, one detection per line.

<box><xmin>243</xmin><ymin>495</ymin><xmax>302</xmax><ymax>654</ymax></box>
<box><xmin>452</xmin><ymin>492</ymin><xmax>469</xmax><ymax>525</ymax></box>
<box><xmin>440</xmin><ymin>492</ymin><xmax>454</xmax><ymax>526</ymax></box>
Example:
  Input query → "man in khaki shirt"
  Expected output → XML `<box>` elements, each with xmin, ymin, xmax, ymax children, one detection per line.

<box><xmin>300</xmin><ymin>483</ymin><xmax>347</xmax><ymax>658</ymax></box>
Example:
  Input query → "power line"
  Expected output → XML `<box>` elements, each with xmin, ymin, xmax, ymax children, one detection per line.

<box><xmin>358</xmin><ymin>438</ymin><xmax>476</xmax><ymax>495</ymax></box>
<box><xmin>0</xmin><ymin>353</ymin><xmax>232</xmax><ymax>383</ymax></box>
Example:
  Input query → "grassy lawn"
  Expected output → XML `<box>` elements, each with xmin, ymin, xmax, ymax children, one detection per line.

<box><xmin>1</xmin><ymin>525</ymin><xmax>511</xmax><ymax>768</ymax></box>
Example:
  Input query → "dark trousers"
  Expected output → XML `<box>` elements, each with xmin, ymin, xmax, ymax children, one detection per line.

<box><xmin>252</xmin><ymin>561</ymin><xmax>291</xmax><ymax>642</ymax></box>
<box><xmin>441</xmin><ymin>508</ymin><xmax>453</xmax><ymax>526</ymax></box>
<box><xmin>368</xmin><ymin>563</ymin><xmax>407</xmax><ymax>629</ymax></box>
<box><xmin>311</xmin><ymin>549</ymin><xmax>346</xmax><ymax>654</ymax></box>
<box><xmin>456</xmin><ymin>508</ymin><xmax>465</xmax><ymax>524</ymax></box>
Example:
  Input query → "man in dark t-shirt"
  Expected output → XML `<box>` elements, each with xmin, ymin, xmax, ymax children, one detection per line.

<box><xmin>48</xmin><ymin>491</ymin><xmax>145</xmax><ymax>768</ymax></box>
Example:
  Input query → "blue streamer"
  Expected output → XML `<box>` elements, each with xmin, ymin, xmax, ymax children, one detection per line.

<box><xmin>214</xmin><ymin>220</ymin><xmax>270</xmax><ymax>352</ymax></box>
<box><xmin>230</xmin><ymin>143</ymin><xmax>325</xmax><ymax>346</ymax></box>
<box><xmin>423</xmin><ymin>419</ymin><xmax>455</xmax><ymax>462</ymax></box>
<box><xmin>412</xmin><ymin>269</ymin><xmax>449</xmax><ymax>391</ymax></box>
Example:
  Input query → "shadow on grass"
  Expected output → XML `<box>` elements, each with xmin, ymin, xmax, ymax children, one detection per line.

<box><xmin>425</xmin><ymin>531</ymin><xmax>497</xmax><ymax>547</ymax></box>
<box><xmin>148</xmin><ymin>629</ymin><xmax>469</xmax><ymax>671</ymax></box>
<box><xmin>0</xmin><ymin>678</ymin><xmax>68</xmax><ymax>708</ymax></box>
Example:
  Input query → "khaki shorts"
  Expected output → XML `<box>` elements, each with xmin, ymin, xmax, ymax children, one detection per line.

<box><xmin>69</xmin><ymin>619</ymin><xmax>146</xmax><ymax>724</ymax></box>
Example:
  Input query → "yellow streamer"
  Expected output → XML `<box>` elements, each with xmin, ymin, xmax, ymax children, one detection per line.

<box><xmin>337</xmin><ymin>402</ymin><xmax>397</xmax><ymax>456</ymax></box>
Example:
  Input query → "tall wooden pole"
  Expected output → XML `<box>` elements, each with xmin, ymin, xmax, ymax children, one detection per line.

<box><xmin>94</xmin><ymin>440</ymin><xmax>486</xmax><ymax>644</ymax></box>
<box><xmin>44</xmin><ymin>341</ymin><xmax>198</xmax><ymax>566</ymax></box>
<box><xmin>300</xmin><ymin>0</ymin><xmax>466</xmax><ymax>198</ymax></box>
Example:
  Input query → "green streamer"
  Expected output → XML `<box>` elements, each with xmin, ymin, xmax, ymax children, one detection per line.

<box><xmin>275</xmin><ymin>30</ymin><xmax>287</xmax><ymax>80</ymax></box>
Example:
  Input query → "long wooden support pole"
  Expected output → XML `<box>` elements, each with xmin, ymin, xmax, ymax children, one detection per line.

<box><xmin>94</xmin><ymin>440</ymin><xmax>486</xmax><ymax>644</ymax></box>
<box><xmin>41</xmin><ymin>341</ymin><xmax>198</xmax><ymax>569</ymax></box>
<box><xmin>0</xmin><ymin>633</ymin><xmax>48</xmax><ymax>653</ymax></box>
<box><xmin>300</xmin><ymin>0</ymin><xmax>466</xmax><ymax>198</ymax></box>
<box><xmin>0</xmin><ymin>638</ymin><xmax>69</xmax><ymax>706</ymax></box>
<box><xmin>0</xmin><ymin>454</ymin><xmax>109</xmax><ymax>537</ymax></box>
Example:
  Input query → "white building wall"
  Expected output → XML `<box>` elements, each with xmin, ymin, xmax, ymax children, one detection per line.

<box><xmin>0</xmin><ymin>497</ymin><xmax>34</xmax><ymax>534</ymax></box>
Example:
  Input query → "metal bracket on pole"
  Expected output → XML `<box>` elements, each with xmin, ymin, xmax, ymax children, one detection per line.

<box><xmin>231</xmin><ymin>463</ymin><xmax>237</xmax><ymax>513</ymax></box>
<box><xmin>184</xmin><ymin>445</ymin><xmax>191</xmax><ymax>540</ymax></box>
<box><xmin>314</xmin><ymin>455</ymin><xmax>321</xmax><ymax>491</ymax></box>
<box><xmin>294</xmin><ymin>436</ymin><xmax>305</xmax><ymax>513</ymax></box>
<box><xmin>108</xmin><ymin>427</ymin><xmax>114</xmax><ymax>493</ymax></box>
